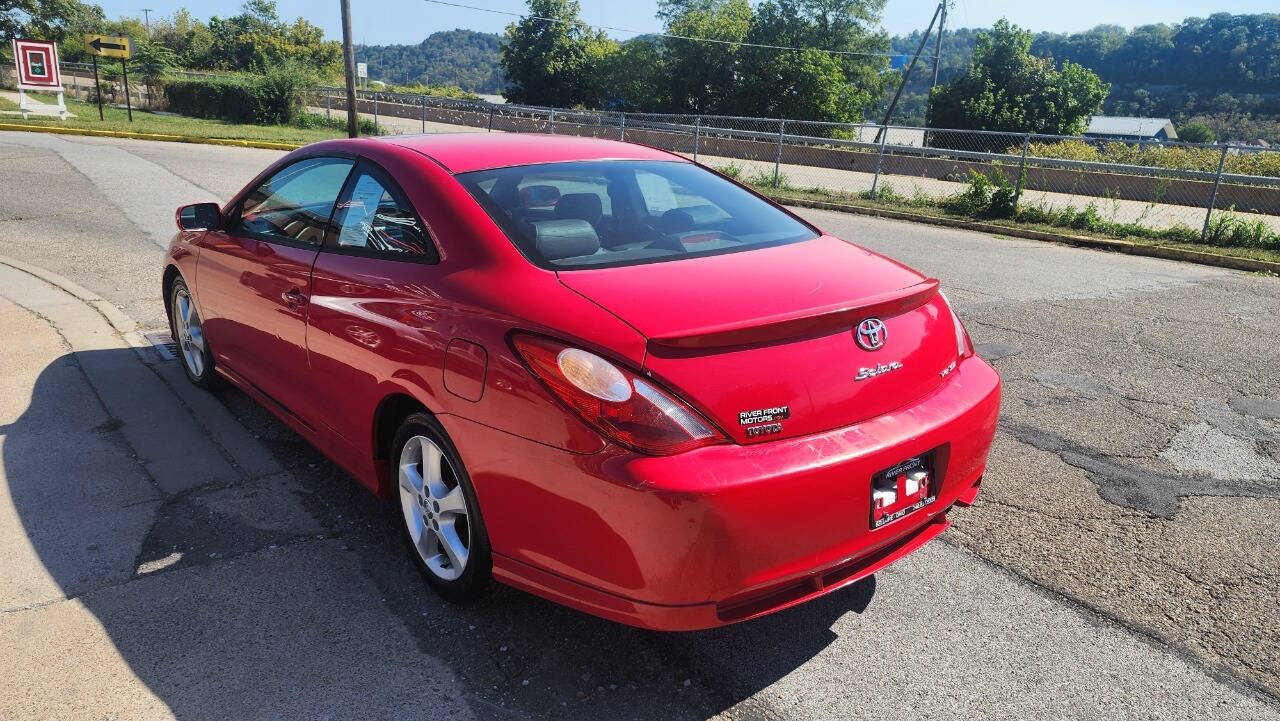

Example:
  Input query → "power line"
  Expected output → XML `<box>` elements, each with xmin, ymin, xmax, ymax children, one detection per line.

<box><xmin>420</xmin><ymin>0</ymin><xmax>932</xmax><ymax>60</ymax></box>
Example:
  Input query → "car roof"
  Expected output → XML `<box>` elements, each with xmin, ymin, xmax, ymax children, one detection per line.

<box><xmin>382</xmin><ymin>133</ymin><xmax>684</xmax><ymax>174</ymax></box>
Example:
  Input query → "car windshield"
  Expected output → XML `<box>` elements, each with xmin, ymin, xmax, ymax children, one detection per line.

<box><xmin>457</xmin><ymin>160</ymin><xmax>818</xmax><ymax>269</ymax></box>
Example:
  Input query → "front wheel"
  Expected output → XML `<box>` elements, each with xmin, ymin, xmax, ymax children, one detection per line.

<box><xmin>392</xmin><ymin>412</ymin><xmax>492</xmax><ymax>603</ymax></box>
<box><xmin>169</xmin><ymin>278</ymin><xmax>220</xmax><ymax>389</ymax></box>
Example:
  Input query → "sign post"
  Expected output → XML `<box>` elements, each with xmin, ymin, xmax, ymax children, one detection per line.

<box><xmin>83</xmin><ymin>34</ymin><xmax>133</xmax><ymax>121</ymax></box>
<box><xmin>90</xmin><ymin>54</ymin><xmax>103</xmax><ymax>120</ymax></box>
<box><xmin>10</xmin><ymin>39</ymin><xmax>67</xmax><ymax>120</ymax></box>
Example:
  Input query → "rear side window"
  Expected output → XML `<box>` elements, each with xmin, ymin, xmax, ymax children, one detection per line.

<box><xmin>330</xmin><ymin>168</ymin><xmax>433</xmax><ymax>260</ymax></box>
<box><xmin>458</xmin><ymin>160</ymin><xmax>817</xmax><ymax>269</ymax></box>
<box><xmin>237</xmin><ymin>157</ymin><xmax>354</xmax><ymax>245</ymax></box>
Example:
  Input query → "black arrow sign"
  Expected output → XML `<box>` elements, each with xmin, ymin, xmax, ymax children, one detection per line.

<box><xmin>90</xmin><ymin>38</ymin><xmax>126</xmax><ymax>52</ymax></box>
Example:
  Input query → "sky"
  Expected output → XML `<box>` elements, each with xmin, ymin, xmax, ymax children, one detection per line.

<box><xmin>97</xmin><ymin>0</ymin><xmax>1279</xmax><ymax>45</ymax></box>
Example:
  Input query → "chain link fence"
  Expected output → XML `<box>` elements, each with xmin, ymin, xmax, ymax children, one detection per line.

<box><xmin>306</xmin><ymin>88</ymin><xmax>1280</xmax><ymax>246</ymax></box>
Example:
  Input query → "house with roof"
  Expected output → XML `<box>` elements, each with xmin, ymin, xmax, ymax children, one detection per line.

<box><xmin>1083</xmin><ymin>116</ymin><xmax>1179</xmax><ymax>142</ymax></box>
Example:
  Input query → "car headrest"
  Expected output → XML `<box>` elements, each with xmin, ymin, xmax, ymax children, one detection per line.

<box><xmin>553</xmin><ymin>193</ymin><xmax>604</xmax><ymax>224</ymax></box>
<box><xmin>528</xmin><ymin>219</ymin><xmax>600</xmax><ymax>261</ymax></box>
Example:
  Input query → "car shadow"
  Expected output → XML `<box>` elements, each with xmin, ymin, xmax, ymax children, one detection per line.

<box><xmin>4</xmin><ymin>349</ymin><xmax>876</xmax><ymax>720</ymax></box>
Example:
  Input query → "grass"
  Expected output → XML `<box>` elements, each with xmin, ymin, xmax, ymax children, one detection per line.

<box><xmin>742</xmin><ymin>178</ymin><xmax>1280</xmax><ymax>266</ymax></box>
<box><xmin>0</xmin><ymin>93</ymin><xmax>362</xmax><ymax>145</ymax></box>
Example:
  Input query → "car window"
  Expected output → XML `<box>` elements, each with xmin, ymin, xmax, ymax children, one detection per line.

<box><xmin>331</xmin><ymin>169</ymin><xmax>433</xmax><ymax>259</ymax></box>
<box><xmin>237</xmin><ymin>157</ymin><xmax>354</xmax><ymax>245</ymax></box>
<box><xmin>458</xmin><ymin>160</ymin><xmax>817</xmax><ymax>269</ymax></box>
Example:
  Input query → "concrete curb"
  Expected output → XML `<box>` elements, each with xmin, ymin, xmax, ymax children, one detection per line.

<box><xmin>0</xmin><ymin>253</ymin><xmax>145</xmax><ymax>348</ymax></box>
<box><xmin>772</xmin><ymin>195</ymin><xmax>1280</xmax><ymax>275</ymax></box>
<box><xmin>0</xmin><ymin>121</ymin><xmax>302</xmax><ymax>151</ymax></box>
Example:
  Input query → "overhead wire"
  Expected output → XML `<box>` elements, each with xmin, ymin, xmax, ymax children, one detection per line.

<box><xmin>420</xmin><ymin>0</ymin><xmax>933</xmax><ymax>60</ymax></box>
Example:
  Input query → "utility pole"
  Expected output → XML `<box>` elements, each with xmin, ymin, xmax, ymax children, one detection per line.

<box><xmin>340</xmin><ymin>0</ymin><xmax>359</xmax><ymax>137</ymax></box>
<box><xmin>931</xmin><ymin>1</ymin><xmax>946</xmax><ymax>90</ymax></box>
<box><xmin>140</xmin><ymin>9</ymin><xmax>153</xmax><ymax>35</ymax></box>
<box><xmin>877</xmin><ymin>2</ymin><xmax>941</xmax><ymax>141</ymax></box>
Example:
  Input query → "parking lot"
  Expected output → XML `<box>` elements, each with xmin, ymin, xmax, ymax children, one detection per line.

<box><xmin>1</xmin><ymin>130</ymin><xmax>1278</xmax><ymax>719</ymax></box>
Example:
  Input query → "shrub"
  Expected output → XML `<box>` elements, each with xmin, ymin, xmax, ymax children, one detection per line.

<box><xmin>715</xmin><ymin>162</ymin><xmax>743</xmax><ymax>180</ymax></box>
<box><xmin>293</xmin><ymin>111</ymin><xmax>381</xmax><ymax>135</ymax></box>
<box><xmin>164</xmin><ymin>65</ymin><xmax>314</xmax><ymax>125</ymax></box>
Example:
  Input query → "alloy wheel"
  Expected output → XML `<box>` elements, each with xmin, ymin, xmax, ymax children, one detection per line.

<box><xmin>173</xmin><ymin>287</ymin><xmax>206</xmax><ymax>378</ymax></box>
<box><xmin>398</xmin><ymin>435</ymin><xmax>471</xmax><ymax>581</ymax></box>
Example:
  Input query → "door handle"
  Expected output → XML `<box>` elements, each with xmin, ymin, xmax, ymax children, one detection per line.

<box><xmin>281</xmin><ymin>288</ymin><xmax>308</xmax><ymax>307</ymax></box>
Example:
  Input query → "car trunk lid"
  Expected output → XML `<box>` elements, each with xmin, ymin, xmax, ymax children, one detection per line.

<box><xmin>557</xmin><ymin>236</ymin><xmax>959</xmax><ymax>443</ymax></box>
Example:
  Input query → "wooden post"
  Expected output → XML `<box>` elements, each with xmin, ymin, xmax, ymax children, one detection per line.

<box><xmin>121</xmin><ymin>59</ymin><xmax>133</xmax><ymax>121</ymax></box>
<box><xmin>340</xmin><ymin>0</ymin><xmax>359</xmax><ymax>137</ymax></box>
<box><xmin>91</xmin><ymin>54</ymin><xmax>104</xmax><ymax>120</ymax></box>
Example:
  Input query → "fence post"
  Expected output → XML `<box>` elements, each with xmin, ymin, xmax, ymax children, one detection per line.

<box><xmin>1201</xmin><ymin>144</ymin><xmax>1230</xmax><ymax>242</ymax></box>
<box><xmin>549</xmin><ymin>108</ymin><xmax>555</xmax><ymax>134</ymax></box>
<box><xmin>772</xmin><ymin>120</ymin><xmax>786</xmax><ymax>188</ymax></box>
<box><xmin>487</xmin><ymin>107</ymin><xmax>495</xmax><ymax>132</ymax></box>
<box><xmin>869</xmin><ymin>126</ymin><xmax>888</xmax><ymax>199</ymax></box>
<box><xmin>325</xmin><ymin>89</ymin><xmax>331</xmax><ymax>121</ymax></box>
<box><xmin>619</xmin><ymin>112</ymin><xmax>626</xmax><ymax>141</ymax></box>
<box><xmin>1012</xmin><ymin>132</ymin><xmax>1031</xmax><ymax>211</ymax></box>
<box><xmin>693</xmin><ymin>116</ymin><xmax>701</xmax><ymax>162</ymax></box>
<box><xmin>421</xmin><ymin>95</ymin><xmax>426</xmax><ymax>133</ymax></box>
<box><xmin>373</xmin><ymin>94</ymin><xmax>379</xmax><ymax>134</ymax></box>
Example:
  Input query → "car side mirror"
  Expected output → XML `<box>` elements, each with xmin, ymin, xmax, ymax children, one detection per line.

<box><xmin>176</xmin><ymin>202</ymin><xmax>222</xmax><ymax>231</ymax></box>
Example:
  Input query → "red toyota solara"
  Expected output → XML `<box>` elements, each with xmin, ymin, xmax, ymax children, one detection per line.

<box><xmin>163</xmin><ymin>133</ymin><xmax>1000</xmax><ymax>630</ymax></box>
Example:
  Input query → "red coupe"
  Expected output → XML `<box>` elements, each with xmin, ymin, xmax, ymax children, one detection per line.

<box><xmin>164</xmin><ymin>134</ymin><xmax>1000</xmax><ymax>630</ymax></box>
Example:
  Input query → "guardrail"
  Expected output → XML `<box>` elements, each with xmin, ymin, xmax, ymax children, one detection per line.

<box><xmin>305</xmin><ymin>87</ymin><xmax>1280</xmax><ymax>241</ymax></box>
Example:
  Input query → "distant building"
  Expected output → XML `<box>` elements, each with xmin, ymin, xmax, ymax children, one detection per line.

<box><xmin>1083</xmin><ymin>116</ymin><xmax>1179</xmax><ymax>142</ymax></box>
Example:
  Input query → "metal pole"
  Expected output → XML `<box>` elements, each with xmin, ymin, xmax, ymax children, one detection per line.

<box><xmin>931</xmin><ymin>0</ymin><xmax>946</xmax><ymax>91</ymax></box>
<box><xmin>870</xmin><ymin>128</ymin><xmax>888</xmax><ymax>199</ymax></box>
<box><xmin>121</xmin><ymin>59</ymin><xmax>132</xmax><ymax>121</ymax></box>
<box><xmin>326</xmin><ymin>88</ymin><xmax>331</xmax><ymax>121</ymax></box>
<box><xmin>693</xmin><ymin>116</ymin><xmax>701</xmax><ymax>162</ymax></box>
<box><xmin>1012</xmin><ymin>132</ymin><xmax>1030</xmax><ymax>211</ymax></box>
<box><xmin>619</xmin><ymin>112</ymin><xmax>626</xmax><ymax>141</ymax></box>
<box><xmin>487</xmin><ymin>107</ymin><xmax>495</xmax><ymax>132</ymax></box>
<box><xmin>772</xmin><ymin>120</ymin><xmax>786</xmax><ymax>188</ymax></box>
<box><xmin>879</xmin><ymin>2</ymin><xmax>941</xmax><ymax>141</ymax></box>
<box><xmin>340</xmin><ymin>0</ymin><xmax>359</xmax><ymax>137</ymax></box>
<box><xmin>91</xmin><ymin>54</ymin><xmax>103</xmax><ymax>121</ymax></box>
<box><xmin>421</xmin><ymin>95</ymin><xmax>426</xmax><ymax>133</ymax></box>
<box><xmin>548</xmin><ymin>108</ymin><xmax>555</xmax><ymax>134</ymax></box>
<box><xmin>1201</xmin><ymin>144</ymin><xmax>1230</xmax><ymax>242</ymax></box>
<box><xmin>373</xmin><ymin>94</ymin><xmax>379</xmax><ymax>133</ymax></box>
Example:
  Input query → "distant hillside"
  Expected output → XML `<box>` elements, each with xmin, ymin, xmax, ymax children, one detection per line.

<box><xmin>357</xmin><ymin>29</ymin><xmax>503</xmax><ymax>94</ymax></box>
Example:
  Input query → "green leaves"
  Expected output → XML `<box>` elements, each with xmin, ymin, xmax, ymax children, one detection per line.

<box><xmin>927</xmin><ymin>20</ymin><xmax>1109</xmax><ymax>135</ymax></box>
<box><xmin>500</xmin><ymin>0</ymin><xmax>609</xmax><ymax>107</ymax></box>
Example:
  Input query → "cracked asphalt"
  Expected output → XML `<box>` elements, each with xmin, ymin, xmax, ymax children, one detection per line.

<box><xmin>1</xmin><ymin>131</ymin><xmax>1278</xmax><ymax>718</ymax></box>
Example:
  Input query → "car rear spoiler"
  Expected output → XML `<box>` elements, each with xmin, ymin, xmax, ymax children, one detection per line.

<box><xmin>646</xmin><ymin>278</ymin><xmax>941</xmax><ymax>350</ymax></box>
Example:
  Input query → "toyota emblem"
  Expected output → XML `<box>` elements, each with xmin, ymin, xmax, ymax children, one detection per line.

<box><xmin>855</xmin><ymin>318</ymin><xmax>887</xmax><ymax>351</ymax></box>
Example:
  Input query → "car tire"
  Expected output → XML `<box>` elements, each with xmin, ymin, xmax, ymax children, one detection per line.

<box><xmin>168</xmin><ymin>277</ymin><xmax>221</xmax><ymax>389</ymax></box>
<box><xmin>391</xmin><ymin>412</ymin><xmax>493</xmax><ymax>603</ymax></box>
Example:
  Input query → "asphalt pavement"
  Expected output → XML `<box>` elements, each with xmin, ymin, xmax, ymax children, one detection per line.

<box><xmin>1</xmin><ymin>130</ymin><xmax>1277</xmax><ymax>720</ymax></box>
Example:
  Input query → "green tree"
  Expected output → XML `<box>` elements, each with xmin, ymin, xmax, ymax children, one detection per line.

<box><xmin>130</xmin><ymin>38</ymin><xmax>177</xmax><ymax>107</ymax></box>
<box><xmin>203</xmin><ymin>1</ymin><xmax>340</xmax><ymax>75</ymax></box>
<box><xmin>500</xmin><ymin>0</ymin><xmax>609</xmax><ymax>107</ymax></box>
<box><xmin>1178</xmin><ymin>121</ymin><xmax>1216</xmax><ymax>144</ymax></box>
<box><xmin>659</xmin><ymin>0</ymin><xmax>752</xmax><ymax>114</ymax></box>
<box><xmin>927</xmin><ymin>19</ymin><xmax>1109</xmax><ymax>135</ymax></box>
<box><xmin>594</xmin><ymin>36</ymin><xmax>667</xmax><ymax>110</ymax></box>
<box><xmin>1</xmin><ymin>0</ymin><xmax>103</xmax><ymax>45</ymax></box>
<box><xmin>735</xmin><ymin>0</ymin><xmax>891</xmax><ymax>121</ymax></box>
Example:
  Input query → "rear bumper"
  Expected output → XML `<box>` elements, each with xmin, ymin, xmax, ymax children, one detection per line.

<box><xmin>443</xmin><ymin>355</ymin><xmax>1000</xmax><ymax>630</ymax></box>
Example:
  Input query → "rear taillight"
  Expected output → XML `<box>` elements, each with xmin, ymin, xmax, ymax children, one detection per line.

<box><xmin>940</xmin><ymin>293</ymin><xmax>975</xmax><ymax>360</ymax></box>
<box><xmin>512</xmin><ymin>334</ymin><xmax>727</xmax><ymax>455</ymax></box>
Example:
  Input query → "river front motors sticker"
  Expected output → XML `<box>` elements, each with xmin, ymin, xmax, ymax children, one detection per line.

<box><xmin>739</xmin><ymin>405</ymin><xmax>789</xmax><ymax>438</ymax></box>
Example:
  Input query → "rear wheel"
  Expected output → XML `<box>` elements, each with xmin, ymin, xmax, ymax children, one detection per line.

<box><xmin>392</xmin><ymin>412</ymin><xmax>492</xmax><ymax>602</ymax></box>
<box><xmin>169</xmin><ymin>278</ymin><xmax>220</xmax><ymax>389</ymax></box>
